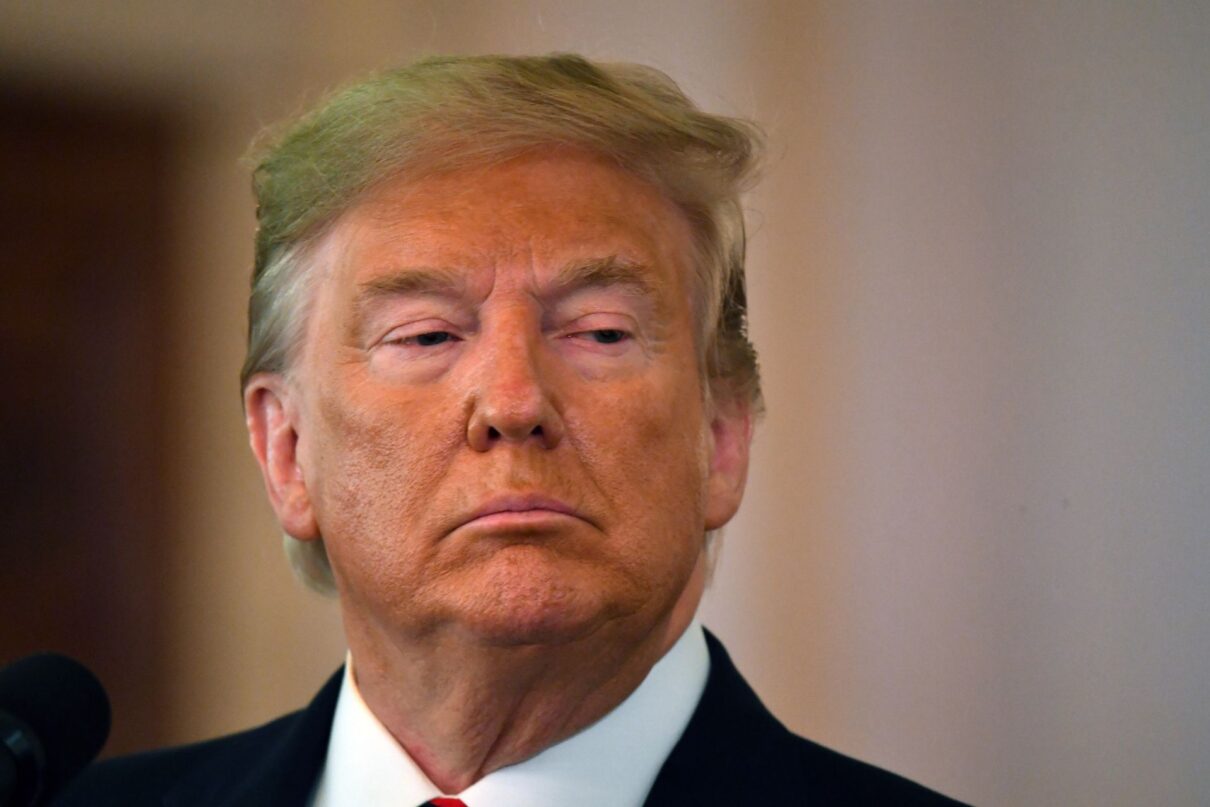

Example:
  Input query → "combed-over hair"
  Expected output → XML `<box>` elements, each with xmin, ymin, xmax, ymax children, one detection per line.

<box><xmin>242</xmin><ymin>54</ymin><xmax>763</xmax><ymax>594</ymax></box>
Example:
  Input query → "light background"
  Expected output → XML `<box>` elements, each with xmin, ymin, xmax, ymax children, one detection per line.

<box><xmin>4</xmin><ymin>3</ymin><xmax>1208</xmax><ymax>805</ymax></box>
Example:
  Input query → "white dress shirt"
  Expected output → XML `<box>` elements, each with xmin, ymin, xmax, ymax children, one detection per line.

<box><xmin>310</xmin><ymin>620</ymin><xmax>710</xmax><ymax>807</ymax></box>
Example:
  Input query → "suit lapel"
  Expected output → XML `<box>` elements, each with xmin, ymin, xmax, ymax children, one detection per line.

<box><xmin>643</xmin><ymin>631</ymin><xmax>801</xmax><ymax>805</ymax></box>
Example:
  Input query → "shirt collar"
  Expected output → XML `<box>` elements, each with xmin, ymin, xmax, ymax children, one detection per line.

<box><xmin>311</xmin><ymin>620</ymin><xmax>709</xmax><ymax>807</ymax></box>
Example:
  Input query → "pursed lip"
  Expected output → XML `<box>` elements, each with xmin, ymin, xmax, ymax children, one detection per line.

<box><xmin>457</xmin><ymin>494</ymin><xmax>593</xmax><ymax>531</ymax></box>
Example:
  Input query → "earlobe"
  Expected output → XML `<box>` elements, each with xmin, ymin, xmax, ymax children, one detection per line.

<box><xmin>703</xmin><ymin>399</ymin><xmax>754</xmax><ymax>531</ymax></box>
<box><xmin>244</xmin><ymin>375</ymin><xmax>320</xmax><ymax>541</ymax></box>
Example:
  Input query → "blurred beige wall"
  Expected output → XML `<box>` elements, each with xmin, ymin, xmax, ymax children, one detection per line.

<box><xmin>4</xmin><ymin>2</ymin><xmax>1208</xmax><ymax>804</ymax></box>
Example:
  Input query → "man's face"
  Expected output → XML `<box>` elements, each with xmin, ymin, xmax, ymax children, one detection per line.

<box><xmin>247</xmin><ymin>151</ymin><xmax>750</xmax><ymax>649</ymax></box>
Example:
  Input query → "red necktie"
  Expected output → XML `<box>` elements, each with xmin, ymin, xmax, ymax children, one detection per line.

<box><xmin>428</xmin><ymin>799</ymin><xmax>467</xmax><ymax>807</ymax></box>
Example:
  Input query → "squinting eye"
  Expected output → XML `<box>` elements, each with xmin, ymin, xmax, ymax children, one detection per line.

<box><xmin>412</xmin><ymin>331</ymin><xmax>455</xmax><ymax>346</ymax></box>
<box><xmin>587</xmin><ymin>329</ymin><xmax>628</xmax><ymax>344</ymax></box>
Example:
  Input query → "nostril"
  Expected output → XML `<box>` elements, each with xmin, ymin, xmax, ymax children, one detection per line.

<box><xmin>484</xmin><ymin>424</ymin><xmax>544</xmax><ymax>441</ymax></box>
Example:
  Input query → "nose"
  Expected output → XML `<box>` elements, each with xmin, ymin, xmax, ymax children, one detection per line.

<box><xmin>466</xmin><ymin>324</ymin><xmax>564</xmax><ymax>452</ymax></box>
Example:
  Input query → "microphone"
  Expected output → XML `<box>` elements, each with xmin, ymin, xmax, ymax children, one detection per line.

<box><xmin>0</xmin><ymin>654</ymin><xmax>110</xmax><ymax>807</ymax></box>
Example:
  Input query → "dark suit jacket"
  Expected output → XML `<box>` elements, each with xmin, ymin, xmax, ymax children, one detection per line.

<box><xmin>55</xmin><ymin>632</ymin><xmax>966</xmax><ymax>805</ymax></box>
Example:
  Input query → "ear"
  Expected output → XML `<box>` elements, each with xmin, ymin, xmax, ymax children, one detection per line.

<box><xmin>244</xmin><ymin>374</ymin><xmax>320</xmax><ymax>541</ymax></box>
<box><xmin>703</xmin><ymin>398</ymin><xmax>754</xmax><ymax>530</ymax></box>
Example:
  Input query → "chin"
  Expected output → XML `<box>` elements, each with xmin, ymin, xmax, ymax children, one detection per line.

<box><xmin>454</xmin><ymin>546</ymin><xmax>643</xmax><ymax>647</ymax></box>
<box><xmin>458</xmin><ymin>606</ymin><xmax>602</xmax><ymax>647</ymax></box>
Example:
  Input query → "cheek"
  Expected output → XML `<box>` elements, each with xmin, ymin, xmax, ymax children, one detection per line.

<box><xmin>306</xmin><ymin>387</ymin><xmax>465</xmax><ymax>581</ymax></box>
<box><xmin>566</xmin><ymin>371</ymin><xmax>711</xmax><ymax>542</ymax></box>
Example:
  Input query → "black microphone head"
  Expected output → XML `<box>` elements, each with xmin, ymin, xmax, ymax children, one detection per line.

<box><xmin>0</xmin><ymin>653</ymin><xmax>110</xmax><ymax>803</ymax></box>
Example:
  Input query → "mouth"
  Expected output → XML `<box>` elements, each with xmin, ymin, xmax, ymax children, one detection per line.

<box><xmin>457</xmin><ymin>494</ymin><xmax>593</xmax><ymax>533</ymax></box>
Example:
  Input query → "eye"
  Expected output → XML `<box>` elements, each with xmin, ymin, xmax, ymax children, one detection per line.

<box><xmin>585</xmin><ymin>329</ymin><xmax>628</xmax><ymax>344</ymax></box>
<box><xmin>412</xmin><ymin>331</ymin><xmax>455</xmax><ymax>347</ymax></box>
<box><xmin>561</xmin><ymin>321</ymin><xmax>636</xmax><ymax>353</ymax></box>
<box><xmin>382</xmin><ymin>328</ymin><xmax>462</xmax><ymax>349</ymax></box>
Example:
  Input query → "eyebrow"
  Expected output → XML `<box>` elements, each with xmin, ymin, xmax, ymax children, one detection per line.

<box><xmin>353</xmin><ymin>265</ymin><xmax>465</xmax><ymax>318</ymax></box>
<box><xmin>356</xmin><ymin>266</ymin><xmax>467</xmax><ymax>301</ymax></box>
<box><xmin>550</xmin><ymin>256</ymin><xmax>658</xmax><ymax>301</ymax></box>
<box><xmin>348</xmin><ymin>266</ymin><xmax>466</xmax><ymax>341</ymax></box>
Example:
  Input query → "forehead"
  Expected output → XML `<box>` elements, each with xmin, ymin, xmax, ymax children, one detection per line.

<box><xmin>315</xmin><ymin>150</ymin><xmax>698</xmax><ymax>294</ymax></box>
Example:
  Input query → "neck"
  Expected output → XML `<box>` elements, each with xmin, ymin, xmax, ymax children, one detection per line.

<box><xmin>345</xmin><ymin>559</ymin><xmax>705</xmax><ymax>794</ymax></box>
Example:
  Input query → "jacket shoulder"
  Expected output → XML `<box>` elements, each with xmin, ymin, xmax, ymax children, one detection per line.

<box><xmin>645</xmin><ymin>632</ymin><xmax>967</xmax><ymax>805</ymax></box>
<box><xmin>786</xmin><ymin>730</ymin><xmax>968</xmax><ymax>805</ymax></box>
